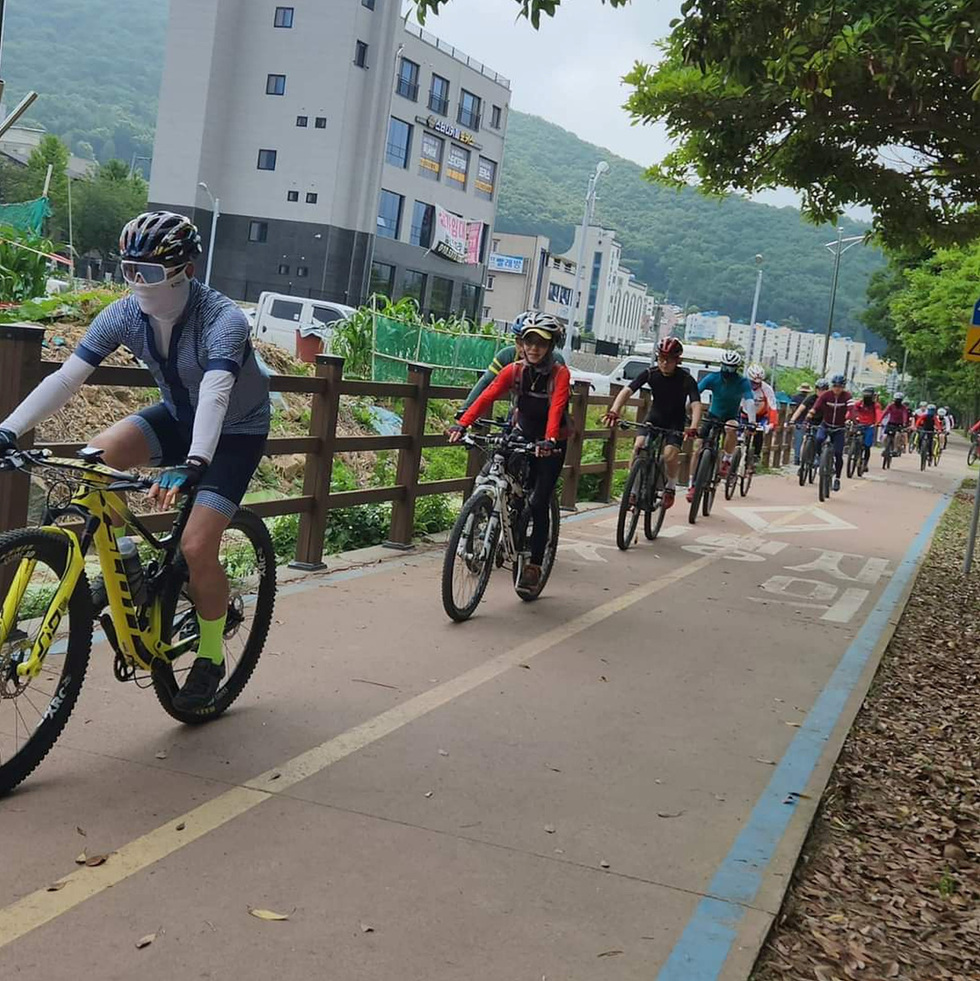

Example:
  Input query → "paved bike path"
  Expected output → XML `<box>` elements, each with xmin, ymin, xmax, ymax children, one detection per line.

<box><xmin>0</xmin><ymin>446</ymin><xmax>966</xmax><ymax>980</ymax></box>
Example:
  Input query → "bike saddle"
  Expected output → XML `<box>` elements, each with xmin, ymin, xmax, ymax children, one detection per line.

<box><xmin>77</xmin><ymin>447</ymin><xmax>105</xmax><ymax>464</ymax></box>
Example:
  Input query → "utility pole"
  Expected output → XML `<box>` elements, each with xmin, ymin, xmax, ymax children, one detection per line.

<box><xmin>821</xmin><ymin>226</ymin><xmax>864</xmax><ymax>376</ymax></box>
<box><xmin>748</xmin><ymin>253</ymin><xmax>763</xmax><ymax>331</ymax></box>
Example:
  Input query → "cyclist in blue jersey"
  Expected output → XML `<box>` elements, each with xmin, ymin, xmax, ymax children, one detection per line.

<box><xmin>0</xmin><ymin>212</ymin><xmax>271</xmax><ymax>711</ymax></box>
<box><xmin>686</xmin><ymin>350</ymin><xmax>756</xmax><ymax>502</ymax></box>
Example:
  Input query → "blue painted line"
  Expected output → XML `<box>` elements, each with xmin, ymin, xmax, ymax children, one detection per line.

<box><xmin>656</xmin><ymin>492</ymin><xmax>950</xmax><ymax>980</ymax></box>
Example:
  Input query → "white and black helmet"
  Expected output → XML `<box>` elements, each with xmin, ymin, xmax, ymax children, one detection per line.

<box><xmin>720</xmin><ymin>350</ymin><xmax>742</xmax><ymax>371</ymax></box>
<box><xmin>519</xmin><ymin>311</ymin><xmax>564</xmax><ymax>346</ymax></box>
<box><xmin>747</xmin><ymin>362</ymin><xmax>766</xmax><ymax>382</ymax></box>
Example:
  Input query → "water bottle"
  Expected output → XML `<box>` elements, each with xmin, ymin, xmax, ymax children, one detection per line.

<box><xmin>117</xmin><ymin>537</ymin><xmax>147</xmax><ymax>606</ymax></box>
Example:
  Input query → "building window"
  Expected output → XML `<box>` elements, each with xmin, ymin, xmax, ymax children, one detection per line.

<box><xmin>458</xmin><ymin>89</ymin><xmax>481</xmax><ymax>130</ymax></box>
<box><xmin>586</xmin><ymin>250</ymin><xmax>603</xmax><ymax>329</ymax></box>
<box><xmin>274</xmin><ymin>6</ymin><xmax>293</xmax><ymax>28</ymax></box>
<box><xmin>486</xmin><ymin>274</ymin><xmax>495</xmax><ymax>291</ymax></box>
<box><xmin>257</xmin><ymin>148</ymin><xmax>277</xmax><ymax>171</ymax></box>
<box><xmin>491</xmin><ymin>105</ymin><xmax>502</xmax><ymax>129</ymax></box>
<box><xmin>429</xmin><ymin>277</ymin><xmax>454</xmax><ymax>319</ymax></box>
<box><xmin>266</xmin><ymin>74</ymin><xmax>286</xmax><ymax>96</ymax></box>
<box><xmin>410</xmin><ymin>201</ymin><xmax>434</xmax><ymax>248</ymax></box>
<box><xmin>445</xmin><ymin>144</ymin><xmax>470</xmax><ymax>190</ymax></box>
<box><xmin>428</xmin><ymin>74</ymin><xmax>450</xmax><ymax>116</ymax></box>
<box><xmin>369</xmin><ymin>261</ymin><xmax>395</xmax><ymax>298</ymax></box>
<box><xmin>402</xmin><ymin>270</ymin><xmax>427</xmax><ymax>305</ymax></box>
<box><xmin>362</xmin><ymin>0</ymin><xmax>375</xmax><ymax>7</ymax></box>
<box><xmin>296</xmin><ymin>266</ymin><xmax>309</xmax><ymax>278</ymax></box>
<box><xmin>385</xmin><ymin>117</ymin><xmax>412</xmax><ymax>169</ymax></box>
<box><xmin>278</xmin><ymin>264</ymin><xmax>290</xmax><ymax>275</ymax></box>
<box><xmin>306</xmin><ymin>192</ymin><xmax>318</xmax><ymax>204</ymax></box>
<box><xmin>248</xmin><ymin>221</ymin><xmax>268</xmax><ymax>243</ymax></box>
<box><xmin>296</xmin><ymin>115</ymin><xmax>308</xmax><ymax>127</ymax></box>
<box><xmin>315</xmin><ymin>116</ymin><xmax>327</xmax><ymax>129</ymax></box>
<box><xmin>418</xmin><ymin>132</ymin><xmax>443</xmax><ymax>181</ymax></box>
<box><xmin>376</xmin><ymin>189</ymin><xmax>403</xmax><ymax>240</ymax></box>
<box><xmin>287</xmin><ymin>190</ymin><xmax>299</xmax><ymax>202</ymax></box>
<box><xmin>548</xmin><ymin>282</ymin><xmax>572</xmax><ymax>306</ymax></box>
<box><xmin>354</xmin><ymin>40</ymin><xmax>368</xmax><ymax>68</ymax></box>
<box><xmin>475</xmin><ymin>157</ymin><xmax>497</xmax><ymax>201</ymax></box>
<box><xmin>461</xmin><ymin>282</ymin><xmax>480</xmax><ymax>320</ymax></box>
<box><xmin>396</xmin><ymin>57</ymin><xmax>419</xmax><ymax>101</ymax></box>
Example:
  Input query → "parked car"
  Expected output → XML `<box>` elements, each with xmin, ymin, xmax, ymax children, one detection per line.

<box><xmin>569</xmin><ymin>344</ymin><xmax>726</xmax><ymax>397</ymax></box>
<box><xmin>249</xmin><ymin>292</ymin><xmax>356</xmax><ymax>360</ymax></box>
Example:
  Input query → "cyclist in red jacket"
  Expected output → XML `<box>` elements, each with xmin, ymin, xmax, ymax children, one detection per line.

<box><xmin>847</xmin><ymin>386</ymin><xmax>882</xmax><ymax>471</ymax></box>
<box><xmin>808</xmin><ymin>374</ymin><xmax>851</xmax><ymax>491</ymax></box>
<box><xmin>449</xmin><ymin>313</ymin><xmax>571</xmax><ymax>592</ymax></box>
<box><xmin>880</xmin><ymin>392</ymin><xmax>911</xmax><ymax>454</ymax></box>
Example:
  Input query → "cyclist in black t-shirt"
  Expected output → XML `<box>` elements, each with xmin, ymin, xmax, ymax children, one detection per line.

<box><xmin>603</xmin><ymin>336</ymin><xmax>703</xmax><ymax>510</ymax></box>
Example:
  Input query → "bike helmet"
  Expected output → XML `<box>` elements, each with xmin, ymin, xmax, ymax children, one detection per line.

<box><xmin>720</xmin><ymin>350</ymin><xmax>742</xmax><ymax>373</ymax></box>
<box><xmin>657</xmin><ymin>336</ymin><xmax>683</xmax><ymax>360</ymax></box>
<box><xmin>862</xmin><ymin>385</ymin><xmax>877</xmax><ymax>396</ymax></box>
<box><xmin>815</xmin><ymin>378</ymin><xmax>830</xmax><ymax>390</ymax></box>
<box><xmin>919</xmin><ymin>401</ymin><xmax>928</xmax><ymax>408</ymax></box>
<box><xmin>747</xmin><ymin>363</ymin><xmax>766</xmax><ymax>382</ymax></box>
<box><xmin>927</xmin><ymin>403</ymin><xmax>937</xmax><ymax>412</ymax></box>
<box><xmin>830</xmin><ymin>373</ymin><xmax>846</xmax><ymax>386</ymax></box>
<box><xmin>519</xmin><ymin>311</ymin><xmax>562</xmax><ymax>344</ymax></box>
<box><xmin>894</xmin><ymin>392</ymin><xmax>905</xmax><ymax>402</ymax></box>
<box><xmin>119</xmin><ymin>211</ymin><xmax>202</xmax><ymax>264</ymax></box>
<box><xmin>509</xmin><ymin>313</ymin><xmax>527</xmax><ymax>337</ymax></box>
<box><xmin>938</xmin><ymin>407</ymin><xmax>947</xmax><ymax>417</ymax></box>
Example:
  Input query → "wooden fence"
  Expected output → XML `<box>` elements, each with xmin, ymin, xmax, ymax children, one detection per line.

<box><xmin>0</xmin><ymin>324</ymin><xmax>794</xmax><ymax>568</ymax></box>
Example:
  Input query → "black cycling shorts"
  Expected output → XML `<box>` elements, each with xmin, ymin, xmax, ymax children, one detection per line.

<box><xmin>128</xmin><ymin>403</ymin><xmax>267</xmax><ymax>520</ymax></box>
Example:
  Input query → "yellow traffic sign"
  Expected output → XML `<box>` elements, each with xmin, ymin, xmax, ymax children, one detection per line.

<box><xmin>964</xmin><ymin>327</ymin><xmax>980</xmax><ymax>362</ymax></box>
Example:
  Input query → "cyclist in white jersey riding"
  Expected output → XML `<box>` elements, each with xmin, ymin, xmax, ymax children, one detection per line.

<box><xmin>0</xmin><ymin>212</ymin><xmax>271</xmax><ymax>711</ymax></box>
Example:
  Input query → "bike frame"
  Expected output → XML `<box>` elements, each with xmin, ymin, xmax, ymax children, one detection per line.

<box><xmin>0</xmin><ymin>456</ymin><xmax>193</xmax><ymax>680</ymax></box>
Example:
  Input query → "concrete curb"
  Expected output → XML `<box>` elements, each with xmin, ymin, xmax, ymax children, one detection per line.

<box><xmin>718</xmin><ymin>487</ymin><xmax>959</xmax><ymax>980</ymax></box>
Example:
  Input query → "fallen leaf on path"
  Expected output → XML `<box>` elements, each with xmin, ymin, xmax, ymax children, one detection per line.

<box><xmin>943</xmin><ymin>843</ymin><xmax>968</xmax><ymax>865</ymax></box>
<box><xmin>155</xmin><ymin>750</ymin><xmax>168</xmax><ymax>760</ymax></box>
<box><xmin>785</xmin><ymin>721</ymin><xmax>802</xmax><ymax>728</ymax></box>
<box><xmin>46</xmin><ymin>881</ymin><xmax>67</xmax><ymax>892</ymax></box>
<box><xmin>175</xmin><ymin>823</ymin><xmax>186</xmax><ymax>832</ymax></box>
<box><xmin>544</xmin><ymin>824</ymin><xmax>556</xmax><ymax>834</ymax></box>
<box><xmin>657</xmin><ymin>810</ymin><xmax>685</xmax><ymax>819</ymax></box>
<box><xmin>423</xmin><ymin>791</ymin><xmax>433</xmax><ymax>798</ymax></box>
<box><xmin>600</xmin><ymin>860</ymin><xmax>611</xmax><ymax>869</ymax></box>
<box><xmin>597</xmin><ymin>949</ymin><xmax>623</xmax><ymax>958</ymax></box>
<box><xmin>755</xmin><ymin>758</ymin><xmax>777</xmax><ymax>766</ymax></box>
<box><xmin>75</xmin><ymin>826</ymin><xmax>86</xmax><ymax>837</ymax></box>
<box><xmin>360</xmin><ymin>922</ymin><xmax>375</xmax><ymax>934</ymax></box>
<box><xmin>85</xmin><ymin>855</ymin><xmax>108</xmax><ymax>867</ymax></box>
<box><xmin>270</xmin><ymin>773</ymin><xmax>281</xmax><ymax>781</ymax></box>
<box><xmin>518</xmin><ymin>663</ymin><xmax>531</xmax><ymax>669</ymax></box>
<box><xmin>248</xmin><ymin>908</ymin><xmax>289</xmax><ymax>921</ymax></box>
<box><xmin>438</xmin><ymin>749</ymin><xmax>449</xmax><ymax>757</ymax></box>
<box><xmin>545</xmin><ymin>765</ymin><xmax>561</xmax><ymax>773</ymax></box>
<box><xmin>75</xmin><ymin>850</ymin><xmax>87</xmax><ymax>864</ymax></box>
<box><xmin>885</xmin><ymin>963</ymin><xmax>900</xmax><ymax>978</ymax></box>
<box><xmin>600</xmin><ymin>675</ymin><xmax>608</xmax><ymax>682</ymax></box>
<box><xmin>135</xmin><ymin>933</ymin><xmax>156</xmax><ymax>949</ymax></box>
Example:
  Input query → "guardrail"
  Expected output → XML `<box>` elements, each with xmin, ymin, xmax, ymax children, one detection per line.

<box><xmin>0</xmin><ymin>326</ymin><xmax>794</xmax><ymax>568</ymax></box>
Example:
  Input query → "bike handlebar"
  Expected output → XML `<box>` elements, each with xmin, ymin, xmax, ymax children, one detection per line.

<box><xmin>0</xmin><ymin>447</ymin><xmax>155</xmax><ymax>491</ymax></box>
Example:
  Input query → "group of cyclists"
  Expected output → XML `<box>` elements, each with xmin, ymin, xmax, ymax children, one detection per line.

<box><xmin>0</xmin><ymin>209</ymin><xmax>962</xmax><ymax>703</ymax></box>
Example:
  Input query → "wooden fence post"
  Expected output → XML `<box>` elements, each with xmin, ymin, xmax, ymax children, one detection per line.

<box><xmin>781</xmin><ymin>409</ymin><xmax>793</xmax><ymax>465</ymax></box>
<box><xmin>0</xmin><ymin>325</ymin><xmax>45</xmax><ymax>596</ymax></box>
<box><xmin>762</xmin><ymin>424</ymin><xmax>775</xmax><ymax>468</ymax></box>
<box><xmin>386</xmin><ymin>362</ymin><xmax>432</xmax><ymax>548</ymax></box>
<box><xmin>560</xmin><ymin>380</ymin><xmax>591</xmax><ymax>511</ymax></box>
<box><xmin>291</xmin><ymin>354</ymin><xmax>343</xmax><ymax>570</ymax></box>
<box><xmin>598</xmin><ymin>383</ymin><xmax>622</xmax><ymax>502</ymax></box>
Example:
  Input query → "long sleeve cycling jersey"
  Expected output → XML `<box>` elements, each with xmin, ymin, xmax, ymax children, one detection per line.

<box><xmin>810</xmin><ymin>389</ymin><xmax>852</xmax><ymax>427</ymax></box>
<box><xmin>847</xmin><ymin>400</ymin><xmax>882</xmax><ymax>427</ymax></box>
<box><xmin>461</xmin><ymin>345</ymin><xmax>566</xmax><ymax>411</ymax></box>
<box><xmin>880</xmin><ymin>402</ymin><xmax>910</xmax><ymax>428</ymax></box>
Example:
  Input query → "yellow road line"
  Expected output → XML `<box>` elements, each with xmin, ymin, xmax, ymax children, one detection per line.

<box><xmin>0</xmin><ymin>547</ymin><xmax>726</xmax><ymax>949</ymax></box>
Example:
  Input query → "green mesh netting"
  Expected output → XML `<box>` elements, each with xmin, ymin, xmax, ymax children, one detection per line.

<box><xmin>372</xmin><ymin>315</ymin><xmax>500</xmax><ymax>386</ymax></box>
<box><xmin>0</xmin><ymin>198</ymin><xmax>51</xmax><ymax>235</ymax></box>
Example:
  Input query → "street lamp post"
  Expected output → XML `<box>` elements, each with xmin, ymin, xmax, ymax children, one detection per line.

<box><xmin>563</xmin><ymin>160</ymin><xmax>609</xmax><ymax>358</ymax></box>
<box><xmin>197</xmin><ymin>182</ymin><xmax>220</xmax><ymax>287</ymax></box>
<box><xmin>821</xmin><ymin>226</ymin><xmax>864</xmax><ymax>376</ymax></box>
<box><xmin>748</xmin><ymin>253</ymin><xmax>763</xmax><ymax>331</ymax></box>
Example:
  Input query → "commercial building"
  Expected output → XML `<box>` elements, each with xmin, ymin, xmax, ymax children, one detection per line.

<box><xmin>149</xmin><ymin>1</ymin><xmax>510</xmax><ymax>317</ymax></box>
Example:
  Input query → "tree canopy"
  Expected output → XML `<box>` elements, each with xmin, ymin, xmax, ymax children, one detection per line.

<box><xmin>74</xmin><ymin>161</ymin><xmax>149</xmax><ymax>261</ymax></box>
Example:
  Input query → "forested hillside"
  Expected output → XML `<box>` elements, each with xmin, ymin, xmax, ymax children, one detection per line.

<box><xmin>2</xmin><ymin>0</ymin><xmax>883</xmax><ymax>345</ymax></box>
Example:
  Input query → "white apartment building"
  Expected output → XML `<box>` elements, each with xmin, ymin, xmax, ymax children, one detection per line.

<box><xmin>149</xmin><ymin>1</ymin><xmax>510</xmax><ymax>317</ymax></box>
<box><xmin>685</xmin><ymin>311</ymin><xmax>730</xmax><ymax>342</ymax></box>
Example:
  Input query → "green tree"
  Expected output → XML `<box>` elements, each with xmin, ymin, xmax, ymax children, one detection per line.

<box><xmin>73</xmin><ymin>160</ymin><xmax>148</xmax><ymax>261</ymax></box>
<box><xmin>23</xmin><ymin>135</ymin><xmax>70</xmax><ymax>240</ymax></box>
<box><xmin>414</xmin><ymin>0</ymin><xmax>627</xmax><ymax>28</ymax></box>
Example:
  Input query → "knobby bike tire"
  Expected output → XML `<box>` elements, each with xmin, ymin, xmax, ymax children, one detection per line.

<box><xmin>740</xmin><ymin>446</ymin><xmax>755</xmax><ymax>498</ymax></box>
<box><xmin>514</xmin><ymin>494</ymin><xmax>561</xmax><ymax>601</ymax></box>
<box><xmin>644</xmin><ymin>460</ymin><xmax>668</xmax><ymax>540</ymax></box>
<box><xmin>616</xmin><ymin>458</ymin><xmax>644</xmax><ymax>550</ymax></box>
<box><xmin>152</xmin><ymin>508</ymin><xmax>276</xmax><ymax>724</ymax></box>
<box><xmin>689</xmin><ymin>449</ymin><xmax>712</xmax><ymax>524</ymax></box>
<box><xmin>920</xmin><ymin>440</ymin><xmax>929</xmax><ymax>471</ymax></box>
<box><xmin>0</xmin><ymin>529</ymin><xmax>93</xmax><ymax>796</ymax></box>
<box><xmin>442</xmin><ymin>490</ymin><xmax>497</xmax><ymax>622</ymax></box>
<box><xmin>702</xmin><ymin>457</ymin><xmax>717</xmax><ymax>517</ymax></box>
<box><xmin>846</xmin><ymin>439</ymin><xmax>859</xmax><ymax>478</ymax></box>
<box><xmin>882</xmin><ymin>436</ymin><xmax>893</xmax><ymax>469</ymax></box>
<box><xmin>818</xmin><ymin>444</ymin><xmax>832</xmax><ymax>502</ymax></box>
<box><xmin>724</xmin><ymin>446</ymin><xmax>741</xmax><ymax>501</ymax></box>
<box><xmin>968</xmin><ymin>444</ymin><xmax>978</xmax><ymax>468</ymax></box>
<box><xmin>798</xmin><ymin>439</ymin><xmax>813</xmax><ymax>486</ymax></box>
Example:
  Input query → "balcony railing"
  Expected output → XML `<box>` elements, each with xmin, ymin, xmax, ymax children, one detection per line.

<box><xmin>457</xmin><ymin>106</ymin><xmax>481</xmax><ymax>130</ymax></box>
<box><xmin>428</xmin><ymin>92</ymin><xmax>449</xmax><ymax>116</ymax></box>
<box><xmin>396</xmin><ymin>77</ymin><xmax>419</xmax><ymax>101</ymax></box>
<box><xmin>403</xmin><ymin>22</ymin><xmax>511</xmax><ymax>89</ymax></box>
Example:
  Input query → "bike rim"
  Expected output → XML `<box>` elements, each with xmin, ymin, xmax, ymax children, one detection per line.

<box><xmin>0</xmin><ymin>555</ymin><xmax>75</xmax><ymax>770</ymax></box>
<box><xmin>451</xmin><ymin>498</ymin><xmax>494</xmax><ymax>612</ymax></box>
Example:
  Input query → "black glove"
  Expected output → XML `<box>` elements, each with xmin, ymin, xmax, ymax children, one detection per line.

<box><xmin>157</xmin><ymin>457</ymin><xmax>207</xmax><ymax>496</ymax></box>
<box><xmin>535</xmin><ymin>439</ymin><xmax>557</xmax><ymax>457</ymax></box>
<box><xmin>447</xmin><ymin>424</ymin><xmax>466</xmax><ymax>443</ymax></box>
<box><xmin>0</xmin><ymin>428</ymin><xmax>18</xmax><ymax>456</ymax></box>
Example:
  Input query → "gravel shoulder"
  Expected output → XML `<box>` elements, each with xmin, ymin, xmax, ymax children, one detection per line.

<box><xmin>751</xmin><ymin>485</ymin><xmax>980</xmax><ymax>981</ymax></box>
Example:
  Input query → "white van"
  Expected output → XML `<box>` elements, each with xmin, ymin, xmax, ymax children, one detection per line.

<box><xmin>611</xmin><ymin>343</ymin><xmax>726</xmax><ymax>390</ymax></box>
<box><xmin>249</xmin><ymin>292</ymin><xmax>356</xmax><ymax>358</ymax></box>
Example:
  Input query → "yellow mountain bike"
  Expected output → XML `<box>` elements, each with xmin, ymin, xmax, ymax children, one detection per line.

<box><xmin>0</xmin><ymin>447</ymin><xmax>276</xmax><ymax>795</ymax></box>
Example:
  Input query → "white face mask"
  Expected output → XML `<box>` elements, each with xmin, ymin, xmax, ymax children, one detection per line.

<box><xmin>131</xmin><ymin>267</ymin><xmax>191</xmax><ymax>322</ymax></box>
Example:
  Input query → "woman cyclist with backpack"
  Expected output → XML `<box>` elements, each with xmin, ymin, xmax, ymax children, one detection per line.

<box><xmin>449</xmin><ymin>313</ymin><xmax>571</xmax><ymax>592</ymax></box>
